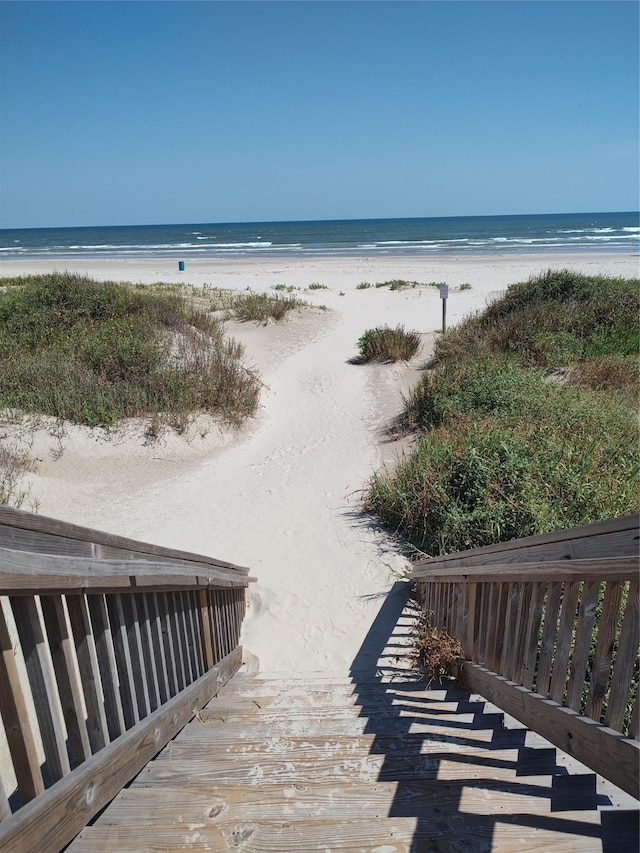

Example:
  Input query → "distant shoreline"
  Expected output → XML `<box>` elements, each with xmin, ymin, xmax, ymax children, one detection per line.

<box><xmin>1</xmin><ymin>212</ymin><xmax>637</xmax><ymax>260</ymax></box>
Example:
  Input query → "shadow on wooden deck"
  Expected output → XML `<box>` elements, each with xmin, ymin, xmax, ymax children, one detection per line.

<box><xmin>348</xmin><ymin>580</ymin><xmax>639</xmax><ymax>852</ymax></box>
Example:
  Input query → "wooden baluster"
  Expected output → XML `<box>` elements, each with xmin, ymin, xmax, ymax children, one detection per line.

<box><xmin>39</xmin><ymin>594</ymin><xmax>91</xmax><ymax>768</ymax></box>
<box><xmin>65</xmin><ymin>594</ymin><xmax>109</xmax><ymax>753</ymax></box>
<box><xmin>0</xmin><ymin>771</ymin><xmax>11</xmax><ymax>822</ymax></box>
<box><xmin>86</xmin><ymin>594</ymin><xmax>126</xmax><ymax>740</ymax></box>
<box><xmin>586</xmin><ymin>581</ymin><xmax>625</xmax><ymax>723</ymax></box>
<box><xmin>476</xmin><ymin>583</ymin><xmax>490</xmax><ymax>665</ymax></box>
<box><xmin>188</xmin><ymin>590</ymin><xmax>205</xmax><ymax>677</ymax></box>
<box><xmin>605</xmin><ymin>580</ymin><xmax>639</xmax><ymax>733</ymax></box>
<box><xmin>549</xmin><ymin>581</ymin><xmax>581</xmax><ymax>705</ymax></box>
<box><xmin>106</xmin><ymin>595</ymin><xmax>139</xmax><ymax>729</ymax></box>
<box><xmin>176</xmin><ymin>592</ymin><xmax>195</xmax><ymax>685</ymax></box>
<box><xmin>535</xmin><ymin>581</ymin><xmax>563</xmax><ymax>698</ymax></box>
<box><xmin>565</xmin><ymin>581</ymin><xmax>599</xmax><ymax>713</ymax></box>
<box><xmin>197</xmin><ymin>589</ymin><xmax>214</xmax><ymax>671</ymax></box>
<box><xmin>157</xmin><ymin>591</ymin><xmax>180</xmax><ymax>696</ymax></box>
<box><xmin>147</xmin><ymin>592</ymin><xmax>170</xmax><ymax>704</ymax></box>
<box><xmin>10</xmin><ymin>596</ymin><xmax>70</xmax><ymax>784</ymax></box>
<box><xmin>519</xmin><ymin>582</ymin><xmax>546</xmax><ymax>689</ymax></box>
<box><xmin>134</xmin><ymin>594</ymin><xmax>160</xmax><ymax>713</ymax></box>
<box><xmin>168</xmin><ymin>592</ymin><xmax>187</xmax><ymax>690</ymax></box>
<box><xmin>0</xmin><ymin>600</ymin><xmax>43</xmax><ymax>804</ymax></box>
<box><xmin>465</xmin><ymin>582</ymin><xmax>478</xmax><ymax>661</ymax></box>
<box><xmin>500</xmin><ymin>582</ymin><xmax>520</xmax><ymax>681</ymax></box>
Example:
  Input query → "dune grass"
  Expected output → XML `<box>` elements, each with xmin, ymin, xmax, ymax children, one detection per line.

<box><xmin>357</xmin><ymin>325</ymin><xmax>421</xmax><ymax>362</ymax></box>
<box><xmin>365</xmin><ymin>270</ymin><xmax>640</xmax><ymax>554</ymax></box>
<box><xmin>0</xmin><ymin>273</ymin><xmax>261</xmax><ymax>430</ymax></box>
<box><xmin>222</xmin><ymin>291</ymin><xmax>307</xmax><ymax>323</ymax></box>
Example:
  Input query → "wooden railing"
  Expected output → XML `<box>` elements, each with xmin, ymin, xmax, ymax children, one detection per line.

<box><xmin>0</xmin><ymin>505</ymin><xmax>252</xmax><ymax>853</ymax></box>
<box><xmin>412</xmin><ymin>513</ymin><xmax>640</xmax><ymax>799</ymax></box>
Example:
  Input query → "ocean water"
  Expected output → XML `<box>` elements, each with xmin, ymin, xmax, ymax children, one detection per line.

<box><xmin>1</xmin><ymin>212</ymin><xmax>638</xmax><ymax>261</ymax></box>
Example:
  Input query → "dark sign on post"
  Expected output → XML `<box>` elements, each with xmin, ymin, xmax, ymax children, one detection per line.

<box><xmin>440</xmin><ymin>284</ymin><xmax>449</xmax><ymax>332</ymax></box>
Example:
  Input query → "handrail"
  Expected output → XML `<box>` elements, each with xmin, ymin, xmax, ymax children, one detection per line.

<box><xmin>0</xmin><ymin>505</ymin><xmax>251</xmax><ymax>852</ymax></box>
<box><xmin>412</xmin><ymin>513</ymin><xmax>640</xmax><ymax>799</ymax></box>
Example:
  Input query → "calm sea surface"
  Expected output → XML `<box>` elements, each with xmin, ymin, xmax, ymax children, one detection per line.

<box><xmin>1</xmin><ymin>212</ymin><xmax>638</xmax><ymax>260</ymax></box>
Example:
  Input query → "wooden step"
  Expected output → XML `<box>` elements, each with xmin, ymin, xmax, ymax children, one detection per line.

<box><xmin>136</xmin><ymin>753</ymin><xmax>600</xmax><ymax>787</ymax></box>
<box><xmin>61</xmin><ymin>672</ymin><xmax>638</xmax><ymax>852</ymax></box>
<box><xmin>81</xmin><ymin>776</ymin><xmax>613</xmax><ymax>824</ymax></box>
<box><xmin>66</xmin><ymin>809</ymin><xmax>640</xmax><ymax>853</ymax></box>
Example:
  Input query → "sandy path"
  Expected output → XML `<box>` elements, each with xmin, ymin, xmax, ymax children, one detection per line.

<box><xmin>7</xmin><ymin>252</ymin><xmax>638</xmax><ymax>674</ymax></box>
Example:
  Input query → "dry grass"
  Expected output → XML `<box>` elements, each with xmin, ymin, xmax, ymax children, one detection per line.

<box><xmin>412</xmin><ymin>612</ymin><xmax>465</xmax><ymax>682</ymax></box>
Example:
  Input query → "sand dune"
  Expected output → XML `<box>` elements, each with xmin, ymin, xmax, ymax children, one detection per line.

<box><xmin>6</xmin><ymin>252</ymin><xmax>638</xmax><ymax>673</ymax></box>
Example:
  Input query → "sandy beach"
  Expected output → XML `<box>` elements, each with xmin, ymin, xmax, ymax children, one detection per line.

<box><xmin>3</xmin><ymin>252</ymin><xmax>638</xmax><ymax>674</ymax></box>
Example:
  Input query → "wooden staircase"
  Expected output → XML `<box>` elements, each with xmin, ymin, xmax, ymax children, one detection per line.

<box><xmin>66</xmin><ymin>672</ymin><xmax>639</xmax><ymax>852</ymax></box>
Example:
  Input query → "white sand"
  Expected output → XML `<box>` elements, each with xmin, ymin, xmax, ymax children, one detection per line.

<box><xmin>4</xmin><ymin>252</ymin><xmax>639</xmax><ymax>674</ymax></box>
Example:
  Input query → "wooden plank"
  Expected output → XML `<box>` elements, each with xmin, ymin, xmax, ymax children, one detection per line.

<box><xmin>0</xmin><ymin>602</ymin><xmax>44</xmax><ymax>803</ymax></box>
<box><xmin>106</xmin><ymin>595</ymin><xmax>139</xmax><ymax>729</ymax></box>
<box><xmin>500</xmin><ymin>582</ymin><xmax>519</xmax><ymax>681</ymax></box>
<box><xmin>10</xmin><ymin>596</ymin><xmax>71</xmax><ymax>783</ymax></box>
<box><xmin>0</xmin><ymin>523</ymin><xmax>93</xmax><ymax>557</ymax></box>
<box><xmin>86</xmin><ymin>595</ymin><xmax>126</xmax><ymax>741</ymax></box>
<box><xmin>585</xmin><ymin>581</ymin><xmax>624</xmax><ymax>723</ymax></box>
<box><xmin>412</xmin><ymin>514</ymin><xmax>639</xmax><ymax>571</ymax></box>
<box><xmin>0</xmin><ymin>506</ymin><xmax>249</xmax><ymax>575</ymax></box>
<box><xmin>65</xmin><ymin>594</ymin><xmax>110</xmax><ymax>752</ymax></box>
<box><xmin>197</xmin><ymin>590</ymin><xmax>215</xmax><ymax>671</ymax></box>
<box><xmin>482</xmin><ymin>583</ymin><xmax>499</xmax><ymax>669</ymax></box>
<box><xmin>136</xmin><ymin>594</ymin><xmax>161</xmax><ymax>713</ymax></box>
<box><xmin>519</xmin><ymin>582</ymin><xmax>546</xmax><ymax>689</ymax></box>
<box><xmin>0</xmin><ymin>547</ymin><xmax>249</xmax><ymax>591</ymax></box>
<box><xmin>549</xmin><ymin>582</ymin><xmax>581</xmax><ymax>705</ymax></box>
<box><xmin>185</xmin><ymin>590</ymin><xmax>204</xmax><ymax>678</ymax></box>
<box><xmin>565</xmin><ymin>582</ymin><xmax>600</xmax><ymax>713</ymax></box>
<box><xmin>63</xmin><ymin>811</ymin><xmax>634</xmax><ymax>853</ymax></box>
<box><xmin>507</xmin><ymin>583</ymin><xmax>528</xmax><ymax>684</ymax></box>
<box><xmin>465</xmin><ymin>582</ymin><xmax>478</xmax><ymax>658</ymax></box>
<box><xmin>120</xmin><ymin>595</ymin><xmax>151</xmax><ymax>720</ymax></box>
<box><xmin>39</xmin><ymin>595</ymin><xmax>92</xmax><ymax>767</ymax></box>
<box><xmin>535</xmin><ymin>582</ymin><xmax>563</xmax><ymax>698</ymax></box>
<box><xmin>78</xmin><ymin>778</ymin><xmax>589</xmax><ymax>824</ymax></box>
<box><xmin>605</xmin><ymin>580</ymin><xmax>639</xmax><ymax>733</ymax></box>
<box><xmin>0</xmin><ymin>647</ymin><xmax>242</xmax><ymax>853</ymax></box>
<box><xmin>413</xmin><ymin>557</ymin><xmax>639</xmax><ymax>584</ymax></box>
<box><xmin>0</xmin><ymin>773</ymin><xmax>10</xmax><ymax>822</ymax></box>
<box><xmin>87</xmin><ymin>775</ymin><xmax>637</xmax><ymax>827</ymax></box>
<box><xmin>460</xmin><ymin>662</ymin><xmax>640</xmax><ymax>799</ymax></box>
<box><xmin>168</xmin><ymin>592</ymin><xmax>187</xmax><ymax>691</ymax></box>
<box><xmin>156</xmin><ymin>592</ymin><xmax>179</xmax><ymax>697</ymax></box>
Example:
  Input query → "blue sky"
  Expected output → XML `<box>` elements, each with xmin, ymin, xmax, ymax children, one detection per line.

<box><xmin>0</xmin><ymin>1</ymin><xmax>638</xmax><ymax>228</ymax></box>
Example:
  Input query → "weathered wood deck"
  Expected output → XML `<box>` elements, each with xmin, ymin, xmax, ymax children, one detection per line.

<box><xmin>66</xmin><ymin>673</ymin><xmax>638</xmax><ymax>852</ymax></box>
<box><xmin>1</xmin><ymin>508</ymin><xmax>638</xmax><ymax>852</ymax></box>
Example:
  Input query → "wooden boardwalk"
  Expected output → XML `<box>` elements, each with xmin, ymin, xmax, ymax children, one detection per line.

<box><xmin>67</xmin><ymin>673</ymin><xmax>639</xmax><ymax>852</ymax></box>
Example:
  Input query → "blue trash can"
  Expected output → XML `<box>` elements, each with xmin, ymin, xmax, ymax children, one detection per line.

<box><xmin>178</xmin><ymin>261</ymin><xmax>185</xmax><ymax>272</ymax></box>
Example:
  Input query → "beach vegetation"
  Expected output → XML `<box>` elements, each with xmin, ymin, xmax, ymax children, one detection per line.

<box><xmin>222</xmin><ymin>291</ymin><xmax>307</xmax><ymax>323</ymax></box>
<box><xmin>307</xmin><ymin>282</ymin><xmax>328</xmax><ymax>290</ymax></box>
<box><xmin>357</xmin><ymin>325</ymin><xmax>422</xmax><ymax>363</ymax></box>
<box><xmin>271</xmin><ymin>283</ymin><xmax>300</xmax><ymax>292</ymax></box>
<box><xmin>357</xmin><ymin>281</ymin><xmax>372</xmax><ymax>289</ymax></box>
<box><xmin>365</xmin><ymin>270</ymin><xmax>640</xmax><ymax>554</ymax></box>
<box><xmin>0</xmin><ymin>273</ymin><xmax>261</xmax><ymax>431</ymax></box>
<box><xmin>0</xmin><ymin>440</ymin><xmax>38</xmax><ymax>510</ymax></box>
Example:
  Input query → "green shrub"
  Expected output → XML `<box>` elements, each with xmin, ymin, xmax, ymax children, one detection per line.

<box><xmin>357</xmin><ymin>326</ymin><xmax>421</xmax><ymax>362</ymax></box>
<box><xmin>0</xmin><ymin>273</ymin><xmax>261</xmax><ymax>429</ymax></box>
<box><xmin>365</xmin><ymin>270</ymin><xmax>640</xmax><ymax>553</ymax></box>
<box><xmin>223</xmin><ymin>291</ymin><xmax>306</xmax><ymax>323</ymax></box>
